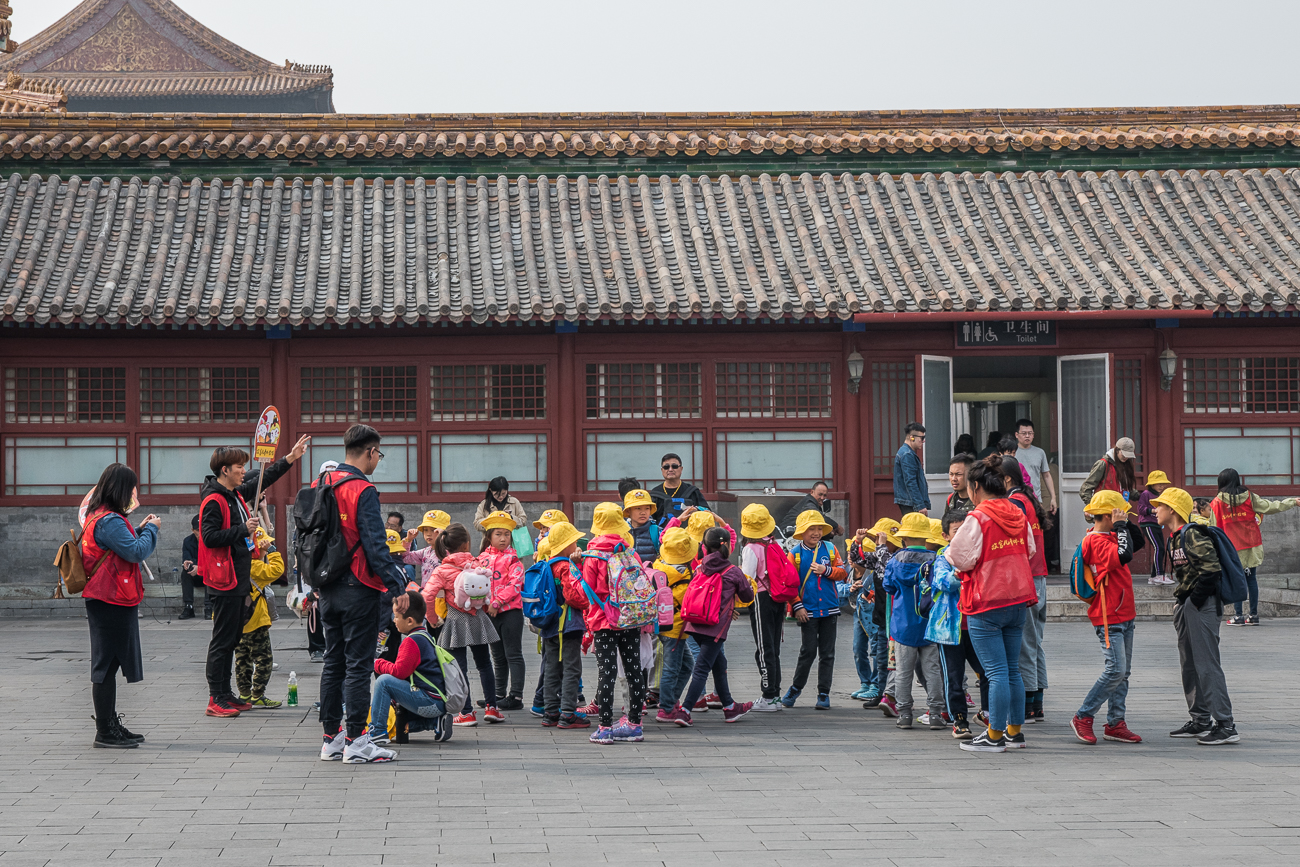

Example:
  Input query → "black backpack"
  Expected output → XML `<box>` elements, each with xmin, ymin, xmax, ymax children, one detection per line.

<box><xmin>293</xmin><ymin>471</ymin><xmax>364</xmax><ymax>589</ymax></box>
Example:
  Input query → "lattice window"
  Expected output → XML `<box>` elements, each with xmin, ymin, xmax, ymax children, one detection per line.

<box><xmin>1115</xmin><ymin>358</ymin><xmax>1142</xmax><ymax>467</ymax></box>
<box><xmin>430</xmin><ymin>366</ymin><xmax>490</xmax><ymax>421</ymax></box>
<box><xmin>1184</xmin><ymin>357</ymin><xmax>1300</xmax><ymax>414</ymax></box>
<box><xmin>4</xmin><ymin>367</ymin><xmax>125</xmax><ymax>424</ymax></box>
<box><xmin>586</xmin><ymin>363</ymin><xmax>701</xmax><ymax>419</ymax></box>
<box><xmin>715</xmin><ymin>362</ymin><xmax>831</xmax><ymax>418</ymax></box>
<box><xmin>492</xmin><ymin>365</ymin><xmax>546</xmax><ymax>419</ymax></box>
<box><xmin>431</xmin><ymin>365</ymin><xmax>545</xmax><ymax>420</ymax></box>
<box><xmin>360</xmin><ymin>366</ymin><xmax>417</xmax><ymax>422</ymax></box>
<box><xmin>141</xmin><ymin>368</ymin><xmax>260</xmax><ymax>424</ymax></box>
<box><xmin>300</xmin><ymin>367</ymin><xmax>359</xmax><ymax>424</ymax></box>
<box><xmin>209</xmin><ymin>368</ymin><xmax>260</xmax><ymax>422</ymax></box>
<box><xmin>871</xmin><ymin>361</ymin><xmax>915</xmax><ymax>476</ymax></box>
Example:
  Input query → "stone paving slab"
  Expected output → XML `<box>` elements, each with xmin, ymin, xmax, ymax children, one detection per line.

<box><xmin>1</xmin><ymin>611</ymin><xmax>1297</xmax><ymax>866</ymax></box>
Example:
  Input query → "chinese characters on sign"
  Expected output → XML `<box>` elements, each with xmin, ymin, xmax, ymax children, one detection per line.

<box><xmin>955</xmin><ymin>320</ymin><xmax>1057</xmax><ymax>348</ymax></box>
<box><xmin>254</xmin><ymin>406</ymin><xmax>281</xmax><ymax>464</ymax></box>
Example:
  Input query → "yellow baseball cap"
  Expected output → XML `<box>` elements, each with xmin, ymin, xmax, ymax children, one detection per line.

<box><xmin>622</xmin><ymin>489</ymin><xmax>657</xmax><ymax>516</ymax></box>
<box><xmin>1083</xmin><ymin>490</ymin><xmax>1129</xmax><ymax>516</ymax></box>
<box><xmin>1145</xmin><ymin>470</ymin><xmax>1171</xmax><ymax>487</ymax></box>
<box><xmin>480</xmin><ymin>510</ymin><xmax>517</xmax><ymax>532</ymax></box>
<box><xmin>1151</xmin><ymin>487</ymin><xmax>1194</xmax><ymax>522</ymax></box>
<box><xmin>658</xmin><ymin>527</ymin><xmax>695</xmax><ymax>565</ymax></box>
<box><xmin>544</xmin><ymin>521</ymin><xmax>585</xmax><ymax>556</ymax></box>
<box><xmin>416</xmin><ymin>509</ymin><xmax>450</xmax><ymax>532</ymax></box>
<box><xmin>793</xmin><ymin>509</ymin><xmax>833</xmax><ymax>540</ymax></box>
<box><xmin>894</xmin><ymin>511</ymin><xmax>933</xmax><ymax>541</ymax></box>
<box><xmin>385</xmin><ymin>528</ymin><xmax>405</xmax><ymax>554</ymax></box>
<box><xmin>686</xmin><ymin>510</ymin><xmax>718</xmax><ymax>545</ymax></box>
<box><xmin>740</xmin><ymin>503</ymin><xmax>776</xmax><ymax>540</ymax></box>
<box><xmin>533</xmin><ymin>508</ymin><xmax>569</xmax><ymax>530</ymax></box>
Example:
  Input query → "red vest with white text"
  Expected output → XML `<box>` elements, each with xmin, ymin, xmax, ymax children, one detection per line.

<box><xmin>1211</xmin><ymin>496</ymin><xmax>1262</xmax><ymax>551</ymax></box>
<box><xmin>81</xmin><ymin>508</ymin><xmax>144</xmax><ymax>607</ymax></box>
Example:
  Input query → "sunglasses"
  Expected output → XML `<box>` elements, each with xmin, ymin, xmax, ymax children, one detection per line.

<box><xmin>662</xmin><ymin>463</ymin><xmax>681</xmax><ymax>470</ymax></box>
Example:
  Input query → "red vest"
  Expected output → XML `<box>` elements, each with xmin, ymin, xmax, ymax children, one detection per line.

<box><xmin>1010</xmin><ymin>491</ymin><xmax>1048</xmax><ymax>577</ymax></box>
<box><xmin>321</xmin><ymin>469</ymin><xmax>382</xmax><ymax>592</ymax></box>
<box><xmin>957</xmin><ymin>506</ymin><xmax>1038</xmax><ymax>616</ymax></box>
<box><xmin>198</xmin><ymin>490</ymin><xmax>250</xmax><ymax>591</ymax></box>
<box><xmin>81</xmin><ymin>509</ymin><xmax>143</xmax><ymax>607</ymax></box>
<box><xmin>1211</xmin><ymin>496</ymin><xmax>1262</xmax><ymax>551</ymax></box>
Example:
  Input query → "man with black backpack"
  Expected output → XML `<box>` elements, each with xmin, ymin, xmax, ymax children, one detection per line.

<box><xmin>1153</xmin><ymin>486</ymin><xmax>1240</xmax><ymax>746</ymax></box>
<box><xmin>303</xmin><ymin>424</ymin><xmax>408</xmax><ymax>763</ymax></box>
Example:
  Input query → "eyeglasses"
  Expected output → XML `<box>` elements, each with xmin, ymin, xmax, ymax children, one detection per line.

<box><xmin>662</xmin><ymin>463</ymin><xmax>681</xmax><ymax>470</ymax></box>
<box><xmin>371</xmin><ymin>448</ymin><xmax>385</xmax><ymax>461</ymax></box>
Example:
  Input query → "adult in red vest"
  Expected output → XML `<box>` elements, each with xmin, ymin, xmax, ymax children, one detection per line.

<box><xmin>1000</xmin><ymin>456</ymin><xmax>1052</xmax><ymax>723</ymax></box>
<box><xmin>317</xmin><ymin>424</ymin><xmax>411</xmax><ymax>762</ymax></box>
<box><xmin>944</xmin><ymin>455</ymin><xmax>1038</xmax><ymax>754</ymax></box>
<box><xmin>199</xmin><ymin>436</ymin><xmax>309</xmax><ymax>719</ymax></box>
<box><xmin>1213</xmin><ymin>468</ymin><xmax>1299</xmax><ymax>626</ymax></box>
<box><xmin>80</xmin><ymin>463</ymin><xmax>160</xmax><ymax>749</ymax></box>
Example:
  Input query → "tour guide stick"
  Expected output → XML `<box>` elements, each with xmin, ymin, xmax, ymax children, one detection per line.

<box><xmin>250</xmin><ymin>406</ymin><xmax>283</xmax><ymax>534</ymax></box>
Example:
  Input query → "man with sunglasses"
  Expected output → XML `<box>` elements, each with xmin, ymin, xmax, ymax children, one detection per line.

<box><xmin>893</xmin><ymin>422</ymin><xmax>930</xmax><ymax>518</ymax></box>
<box><xmin>649</xmin><ymin>453</ymin><xmax>710</xmax><ymax>526</ymax></box>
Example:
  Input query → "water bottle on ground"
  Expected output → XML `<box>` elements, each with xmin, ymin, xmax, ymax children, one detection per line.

<box><xmin>287</xmin><ymin>671</ymin><xmax>298</xmax><ymax>706</ymax></box>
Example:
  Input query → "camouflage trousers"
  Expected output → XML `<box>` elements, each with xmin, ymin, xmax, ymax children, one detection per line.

<box><xmin>235</xmin><ymin>625</ymin><xmax>273</xmax><ymax>699</ymax></box>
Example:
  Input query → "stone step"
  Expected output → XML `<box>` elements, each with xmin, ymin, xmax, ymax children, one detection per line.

<box><xmin>0</xmin><ymin>584</ymin><xmax>294</xmax><ymax>620</ymax></box>
<box><xmin>1045</xmin><ymin>581</ymin><xmax>1300</xmax><ymax>621</ymax></box>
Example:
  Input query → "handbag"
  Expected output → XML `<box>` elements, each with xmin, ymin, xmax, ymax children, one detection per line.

<box><xmin>511</xmin><ymin>526</ymin><xmax>535</xmax><ymax>560</ymax></box>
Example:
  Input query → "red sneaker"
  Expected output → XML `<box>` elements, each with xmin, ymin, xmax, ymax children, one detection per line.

<box><xmin>576</xmin><ymin>701</ymin><xmax>600</xmax><ymax>716</ymax></box>
<box><xmin>723</xmin><ymin>701</ymin><xmax>753</xmax><ymax>723</ymax></box>
<box><xmin>703</xmin><ymin>692</ymin><xmax>723</xmax><ymax>709</ymax></box>
<box><xmin>483</xmin><ymin>706</ymin><xmax>506</xmax><ymax>724</ymax></box>
<box><xmin>692</xmin><ymin>697</ymin><xmax>709</xmax><ymax>712</ymax></box>
<box><xmin>1103</xmin><ymin>720</ymin><xmax>1142</xmax><ymax>743</ymax></box>
<box><xmin>205</xmin><ymin>697</ymin><xmax>240</xmax><ymax>718</ymax></box>
<box><xmin>1071</xmin><ymin>714</ymin><xmax>1097</xmax><ymax>745</ymax></box>
<box><xmin>669</xmin><ymin>707</ymin><xmax>693</xmax><ymax>727</ymax></box>
<box><xmin>225</xmin><ymin>696</ymin><xmax>252</xmax><ymax>712</ymax></box>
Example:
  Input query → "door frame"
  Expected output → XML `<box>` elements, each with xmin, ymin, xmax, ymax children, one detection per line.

<box><xmin>1056</xmin><ymin>352</ymin><xmax>1113</xmax><ymax>566</ymax></box>
<box><xmin>917</xmin><ymin>354</ymin><xmax>954</xmax><ymax>514</ymax></box>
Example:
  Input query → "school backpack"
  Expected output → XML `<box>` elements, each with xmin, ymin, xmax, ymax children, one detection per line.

<box><xmin>293</xmin><ymin>471</ymin><xmax>365</xmax><ymax>589</ymax></box>
<box><xmin>53</xmin><ymin>526</ymin><xmax>109</xmax><ymax>596</ymax></box>
<box><xmin>916</xmin><ymin>561</ymin><xmax>935</xmax><ymax>618</ymax></box>
<box><xmin>580</xmin><ymin>547</ymin><xmax>658</xmax><ymax>629</ymax></box>
<box><xmin>408</xmin><ymin>631</ymin><xmax>469</xmax><ymax>719</ymax></box>
<box><xmin>765</xmin><ymin>541</ymin><xmax>802</xmax><ymax>604</ymax></box>
<box><xmin>1069</xmin><ymin>536</ymin><xmax>1099</xmax><ymax>602</ymax></box>
<box><xmin>521</xmin><ymin>555</ymin><xmax>567</xmax><ymax>630</ymax></box>
<box><xmin>1181</xmin><ymin>523</ymin><xmax>1250</xmax><ymax>604</ymax></box>
<box><xmin>680</xmin><ymin>568</ymin><xmax>723</xmax><ymax>626</ymax></box>
<box><xmin>648</xmin><ymin>566</ymin><xmax>674</xmax><ymax>631</ymax></box>
<box><xmin>454</xmin><ymin>566</ymin><xmax>492</xmax><ymax>610</ymax></box>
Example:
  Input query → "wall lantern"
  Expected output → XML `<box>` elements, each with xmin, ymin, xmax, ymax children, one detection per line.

<box><xmin>1159</xmin><ymin>347</ymin><xmax>1178</xmax><ymax>391</ymax></box>
<box><xmin>847</xmin><ymin>350</ymin><xmax>865</xmax><ymax>395</ymax></box>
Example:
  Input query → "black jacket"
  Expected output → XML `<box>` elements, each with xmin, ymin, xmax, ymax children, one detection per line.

<box><xmin>181</xmin><ymin>534</ymin><xmax>199</xmax><ymax>579</ymax></box>
<box><xmin>650</xmin><ymin>481</ymin><xmax>709</xmax><ymax>526</ymax></box>
<box><xmin>781</xmin><ymin>494</ymin><xmax>842</xmax><ymax>538</ymax></box>
<box><xmin>199</xmin><ymin>457</ymin><xmax>294</xmax><ymax>597</ymax></box>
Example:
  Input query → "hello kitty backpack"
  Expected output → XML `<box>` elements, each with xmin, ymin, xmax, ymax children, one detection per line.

<box><xmin>454</xmin><ymin>566</ymin><xmax>492</xmax><ymax>611</ymax></box>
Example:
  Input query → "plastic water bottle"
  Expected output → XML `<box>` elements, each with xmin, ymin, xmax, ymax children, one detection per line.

<box><xmin>287</xmin><ymin>671</ymin><xmax>298</xmax><ymax>707</ymax></box>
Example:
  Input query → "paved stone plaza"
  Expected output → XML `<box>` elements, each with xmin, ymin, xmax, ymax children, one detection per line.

<box><xmin>1</xmin><ymin>613</ymin><xmax>1297</xmax><ymax>866</ymax></box>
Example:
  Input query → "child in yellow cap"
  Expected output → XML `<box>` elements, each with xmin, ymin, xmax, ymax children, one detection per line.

<box><xmin>479</xmin><ymin>511</ymin><xmax>527</xmax><ymax>710</ymax></box>
<box><xmin>534</xmin><ymin>521</ymin><xmax>590</xmax><ymax>729</ymax></box>
<box><xmin>622</xmin><ymin>489</ymin><xmax>661</xmax><ymax>562</ymax></box>
<box><xmin>782</xmin><ymin>510</ymin><xmax>847</xmax><ymax>710</ymax></box>
<box><xmin>235</xmin><ymin>526</ymin><xmax>284</xmax><ymax>708</ymax></box>
<box><xmin>400</xmin><ymin>510</ymin><xmax>450</xmax><ymax>588</ymax></box>
<box><xmin>738</xmin><ymin>503</ymin><xmax>787</xmax><ymax>712</ymax></box>
<box><xmin>847</xmin><ymin>517</ymin><xmax>899</xmax><ymax>705</ymax></box>
<box><xmin>651</xmin><ymin>527</ymin><xmax>698</xmax><ymax>725</ymax></box>
<box><xmin>881</xmin><ymin>512</ymin><xmax>945</xmax><ymax>730</ymax></box>
<box><xmin>1135</xmin><ymin>470</ymin><xmax>1174</xmax><ymax>586</ymax></box>
<box><xmin>533</xmin><ymin>509</ymin><xmax>571</xmax><ymax>564</ymax></box>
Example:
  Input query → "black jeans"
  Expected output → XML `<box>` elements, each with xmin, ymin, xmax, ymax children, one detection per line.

<box><xmin>682</xmin><ymin>633</ymin><xmax>731</xmax><ymax>712</ymax></box>
<box><xmin>318</xmin><ymin>580</ymin><xmax>381</xmax><ymax>738</ymax></box>
<box><xmin>449</xmin><ymin>643</ymin><xmax>497</xmax><ymax>714</ymax></box>
<box><xmin>792</xmin><ymin>614</ymin><xmax>838</xmax><ymax>695</ymax></box>
<box><xmin>939</xmin><ymin>635</ymin><xmax>986</xmax><ymax>723</ymax></box>
<box><xmin>489</xmin><ymin>608</ymin><xmax>526</xmax><ymax>700</ymax></box>
<box><xmin>180</xmin><ymin>568</ymin><xmax>205</xmax><ymax>609</ymax></box>
<box><xmin>205</xmin><ymin>594</ymin><xmax>245</xmax><ymax>698</ymax></box>
<box><xmin>750</xmin><ymin>591</ymin><xmax>785</xmax><ymax>700</ymax></box>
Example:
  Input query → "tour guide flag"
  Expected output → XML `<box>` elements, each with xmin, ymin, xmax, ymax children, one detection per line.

<box><xmin>250</xmin><ymin>406</ymin><xmax>282</xmax><ymax>511</ymax></box>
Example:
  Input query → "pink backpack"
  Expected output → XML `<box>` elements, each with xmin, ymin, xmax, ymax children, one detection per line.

<box><xmin>680</xmin><ymin>569</ymin><xmax>723</xmax><ymax>627</ymax></box>
<box><xmin>765</xmin><ymin>542</ymin><xmax>801</xmax><ymax>604</ymax></box>
<box><xmin>648</xmin><ymin>567</ymin><xmax>674</xmax><ymax>630</ymax></box>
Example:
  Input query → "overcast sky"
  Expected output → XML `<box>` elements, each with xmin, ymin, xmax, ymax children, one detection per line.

<box><xmin>21</xmin><ymin>0</ymin><xmax>1300</xmax><ymax>114</ymax></box>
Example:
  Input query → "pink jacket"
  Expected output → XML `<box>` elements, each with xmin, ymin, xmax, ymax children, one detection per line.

<box><xmin>579</xmin><ymin>534</ymin><xmax>627</xmax><ymax>632</ymax></box>
<box><xmin>481</xmin><ymin>546</ymin><xmax>524</xmax><ymax>612</ymax></box>
<box><xmin>401</xmin><ymin>546</ymin><xmax>441</xmax><ymax>587</ymax></box>
<box><xmin>421</xmin><ymin>551</ymin><xmax>482</xmax><ymax>616</ymax></box>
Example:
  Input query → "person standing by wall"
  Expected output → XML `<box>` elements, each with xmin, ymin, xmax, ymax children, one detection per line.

<box><xmin>179</xmin><ymin>515</ymin><xmax>203</xmax><ymax>620</ymax></box>
<box><xmin>893</xmin><ymin>423</ymin><xmax>929</xmax><ymax>517</ymax></box>
<box><xmin>473</xmin><ymin>477</ymin><xmax>529</xmax><ymax>544</ymax></box>
<box><xmin>780</xmin><ymin>482</ymin><xmax>843</xmax><ymax>539</ymax></box>
<box><xmin>81</xmin><ymin>463</ymin><xmax>160</xmax><ymax>749</ymax></box>
<box><xmin>650</xmin><ymin>453</ymin><xmax>710</xmax><ymax>526</ymax></box>
<box><xmin>1211</xmin><ymin>468</ymin><xmax>1299</xmax><ymax>626</ymax></box>
<box><xmin>1079</xmin><ymin>438</ymin><xmax>1138</xmax><ymax>504</ymax></box>
<box><xmin>199</xmin><ymin>436</ymin><xmax>308</xmax><ymax>719</ymax></box>
<box><xmin>942</xmin><ymin>454</ymin><xmax>974</xmax><ymax>525</ymax></box>
<box><xmin>1014</xmin><ymin>420</ymin><xmax>1057</xmax><ymax>516</ymax></box>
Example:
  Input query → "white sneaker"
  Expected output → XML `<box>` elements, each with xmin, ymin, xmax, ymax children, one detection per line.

<box><xmin>750</xmin><ymin>697</ymin><xmax>782</xmax><ymax>712</ymax></box>
<box><xmin>343</xmin><ymin>733</ymin><xmax>396</xmax><ymax>764</ymax></box>
<box><xmin>918</xmin><ymin>712</ymin><xmax>931</xmax><ymax>726</ymax></box>
<box><xmin>320</xmin><ymin>730</ymin><xmax>345</xmax><ymax>761</ymax></box>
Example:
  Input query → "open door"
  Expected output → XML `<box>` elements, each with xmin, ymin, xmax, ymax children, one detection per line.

<box><xmin>920</xmin><ymin>355</ymin><xmax>954</xmax><ymax>513</ymax></box>
<box><xmin>1057</xmin><ymin>354</ymin><xmax>1112</xmax><ymax>565</ymax></box>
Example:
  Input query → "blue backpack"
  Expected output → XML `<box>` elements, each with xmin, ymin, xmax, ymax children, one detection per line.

<box><xmin>521</xmin><ymin>555</ymin><xmax>568</xmax><ymax>630</ymax></box>
<box><xmin>1069</xmin><ymin>536</ymin><xmax>1099</xmax><ymax>602</ymax></box>
<box><xmin>1181</xmin><ymin>524</ymin><xmax>1249</xmax><ymax>604</ymax></box>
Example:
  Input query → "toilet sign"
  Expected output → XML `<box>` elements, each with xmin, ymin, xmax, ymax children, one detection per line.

<box><xmin>956</xmin><ymin>320</ymin><xmax>1057</xmax><ymax>347</ymax></box>
<box><xmin>253</xmin><ymin>406</ymin><xmax>281</xmax><ymax>463</ymax></box>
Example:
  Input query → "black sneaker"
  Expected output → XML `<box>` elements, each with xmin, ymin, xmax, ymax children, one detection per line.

<box><xmin>1170</xmin><ymin>720</ymin><xmax>1212</xmax><ymax>739</ymax></box>
<box><xmin>432</xmin><ymin>713</ymin><xmax>453</xmax><ymax>742</ymax></box>
<box><xmin>1246</xmin><ymin>615</ymin><xmax>1260</xmax><ymax>626</ymax></box>
<box><xmin>1197</xmin><ymin>722</ymin><xmax>1240</xmax><ymax>745</ymax></box>
<box><xmin>959</xmin><ymin>730</ymin><xmax>1006</xmax><ymax>753</ymax></box>
<box><xmin>178</xmin><ymin>605</ymin><xmax>195</xmax><ymax>620</ymax></box>
<box><xmin>94</xmin><ymin>728</ymin><xmax>138</xmax><ymax>749</ymax></box>
<box><xmin>497</xmin><ymin>696</ymin><xmax>524</xmax><ymax>711</ymax></box>
<box><xmin>1005</xmin><ymin>731</ymin><xmax>1027</xmax><ymax>749</ymax></box>
<box><xmin>309</xmin><ymin>651</ymin><xmax>324</xmax><ymax>662</ymax></box>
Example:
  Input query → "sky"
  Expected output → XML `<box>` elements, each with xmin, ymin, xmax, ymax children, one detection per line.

<box><xmin>19</xmin><ymin>0</ymin><xmax>1300</xmax><ymax>114</ymax></box>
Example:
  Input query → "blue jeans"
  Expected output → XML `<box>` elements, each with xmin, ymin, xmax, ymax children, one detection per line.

<box><xmin>868</xmin><ymin>616</ymin><xmax>888</xmax><ymax>692</ymax></box>
<box><xmin>681</xmin><ymin>634</ymin><xmax>732</xmax><ymax>712</ymax></box>
<box><xmin>852</xmin><ymin>601</ymin><xmax>874</xmax><ymax>686</ymax></box>
<box><xmin>367</xmin><ymin>673</ymin><xmax>446</xmax><ymax>738</ymax></box>
<box><xmin>1232</xmin><ymin>567</ymin><xmax>1259</xmax><ymax>617</ymax></box>
<box><xmin>1077</xmin><ymin>620</ymin><xmax>1135</xmax><ymax>725</ymax></box>
<box><xmin>658</xmin><ymin>636</ymin><xmax>696</xmax><ymax>712</ymax></box>
<box><xmin>967</xmin><ymin>604</ymin><xmax>1027</xmax><ymax>732</ymax></box>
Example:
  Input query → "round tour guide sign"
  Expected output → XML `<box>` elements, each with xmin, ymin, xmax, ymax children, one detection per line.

<box><xmin>254</xmin><ymin>406</ymin><xmax>281</xmax><ymax>464</ymax></box>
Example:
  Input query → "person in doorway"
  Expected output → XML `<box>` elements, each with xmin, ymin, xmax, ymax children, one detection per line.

<box><xmin>1079</xmin><ymin>437</ymin><xmax>1138</xmax><ymax>504</ymax></box>
<box><xmin>650</xmin><ymin>453</ymin><xmax>710</xmax><ymax>526</ymax></box>
<box><xmin>315</xmin><ymin>425</ymin><xmax>412</xmax><ymax>762</ymax></box>
<box><xmin>780</xmin><ymin>481</ymin><xmax>843</xmax><ymax>539</ymax></box>
<box><xmin>942</xmin><ymin>453</ymin><xmax>975</xmax><ymax>525</ymax></box>
<box><xmin>977</xmin><ymin>432</ymin><xmax>1002</xmax><ymax>460</ymax></box>
<box><xmin>893</xmin><ymin>422</ymin><xmax>929</xmax><ymax>517</ymax></box>
<box><xmin>1134</xmin><ymin>471</ymin><xmax>1175</xmax><ymax>585</ymax></box>
<box><xmin>179</xmin><ymin>514</ymin><xmax>204</xmax><ymax>620</ymax></box>
<box><xmin>1212</xmin><ymin>468</ymin><xmax>1299</xmax><ymax>626</ymax></box>
<box><xmin>1014</xmin><ymin>419</ymin><xmax>1057</xmax><ymax>515</ymax></box>
<box><xmin>81</xmin><ymin>463</ymin><xmax>160</xmax><ymax>749</ymax></box>
<box><xmin>1155</xmin><ymin>486</ymin><xmax>1240</xmax><ymax>745</ymax></box>
<box><xmin>199</xmin><ymin>436</ymin><xmax>308</xmax><ymax>719</ymax></box>
<box><xmin>944</xmin><ymin>455</ymin><xmax>1039</xmax><ymax>753</ymax></box>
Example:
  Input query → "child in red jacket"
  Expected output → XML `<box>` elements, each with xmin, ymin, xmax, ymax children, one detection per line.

<box><xmin>1072</xmin><ymin>490</ymin><xmax>1145</xmax><ymax>746</ymax></box>
<box><xmin>537</xmin><ymin>521</ymin><xmax>590</xmax><ymax>729</ymax></box>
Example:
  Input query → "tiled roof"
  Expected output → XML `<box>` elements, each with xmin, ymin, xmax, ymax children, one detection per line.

<box><xmin>0</xmin><ymin>0</ymin><xmax>331</xmax><ymax>101</ymax></box>
<box><xmin>3</xmin><ymin>107</ymin><xmax>1300</xmax><ymax>162</ymax></box>
<box><xmin>0</xmin><ymin>73</ymin><xmax>65</xmax><ymax>113</ymax></box>
<box><xmin>1</xmin><ymin>167</ymin><xmax>1298</xmax><ymax>328</ymax></box>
